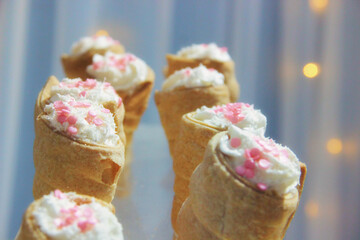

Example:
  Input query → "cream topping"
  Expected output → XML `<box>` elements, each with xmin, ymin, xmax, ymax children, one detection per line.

<box><xmin>176</xmin><ymin>43</ymin><xmax>231</xmax><ymax>62</ymax></box>
<box><xmin>51</xmin><ymin>78</ymin><xmax>122</xmax><ymax>107</ymax></box>
<box><xmin>192</xmin><ymin>103</ymin><xmax>266</xmax><ymax>135</ymax></box>
<box><xmin>162</xmin><ymin>64</ymin><xmax>224</xmax><ymax>91</ymax></box>
<box><xmin>42</xmin><ymin>94</ymin><xmax>119</xmax><ymax>146</ymax></box>
<box><xmin>219</xmin><ymin>126</ymin><xmax>301</xmax><ymax>195</ymax></box>
<box><xmin>32</xmin><ymin>190</ymin><xmax>124</xmax><ymax>240</ymax></box>
<box><xmin>86</xmin><ymin>51</ymin><xmax>148</xmax><ymax>91</ymax></box>
<box><xmin>71</xmin><ymin>35</ymin><xmax>120</xmax><ymax>56</ymax></box>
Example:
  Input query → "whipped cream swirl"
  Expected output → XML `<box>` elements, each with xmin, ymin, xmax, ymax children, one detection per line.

<box><xmin>162</xmin><ymin>64</ymin><xmax>224</xmax><ymax>91</ymax></box>
<box><xmin>71</xmin><ymin>35</ymin><xmax>120</xmax><ymax>56</ymax></box>
<box><xmin>32</xmin><ymin>190</ymin><xmax>124</xmax><ymax>240</ymax></box>
<box><xmin>177</xmin><ymin>43</ymin><xmax>231</xmax><ymax>62</ymax></box>
<box><xmin>219</xmin><ymin>126</ymin><xmax>301</xmax><ymax>196</ymax></box>
<box><xmin>86</xmin><ymin>51</ymin><xmax>148</xmax><ymax>91</ymax></box>
<box><xmin>192</xmin><ymin>103</ymin><xmax>266</xmax><ymax>135</ymax></box>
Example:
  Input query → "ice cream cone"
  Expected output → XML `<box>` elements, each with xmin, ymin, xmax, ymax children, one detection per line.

<box><xmin>61</xmin><ymin>46</ymin><xmax>124</xmax><ymax>80</ymax></box>
<box><xmin>16</xmin><ymin>191</ymin><xmax>117</xmax><ymax>240</ymax></box>
<box><xmin>165</xmin><ymin>54</ymin><xmax>239</xmax><ymax>102</ymax></box>
<box><xmin>171</xmin><ymin>103</ymin><xmax>267</xmax><ymax>232</ymax></box>
<box><xmin>177</xmin><ymin>131</ymin><xmax>307</xmax><ymax>240</ymax></box>
<box><xmin>154</xmin><ymin>86</ymin><xmax>230</xmax><ymax>157</ymax></box>
<box><xmin>33</xmin><ymin>76</ymin><xmax>125</xmax><ymax>203</ymax></box>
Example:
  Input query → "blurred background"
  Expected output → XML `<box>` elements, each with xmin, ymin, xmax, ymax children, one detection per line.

<box><xmin>0</xmin><ymin>0</ymin><xmax>359</xmax><ymax>239</ymax></box>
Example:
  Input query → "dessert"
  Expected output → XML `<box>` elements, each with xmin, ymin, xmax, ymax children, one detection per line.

<box><xmin>33</xmin><ymin>76</ymin><xmax>125</xmax><ymax>202</ymax></box>
<box><xmin>171</xmin><ymin>103</ymin><xmax>266</xmax><ymax>232</ymax></box>
<box><xmin>86</xmin><ymin>51</ymin><xmax>155</xmax><ymax>149</ymax></box>
<box><xmin>155</xmin><ymin>65</ymin><xmax>231</xmax><ymax>157</ymax></box>
<box><xmin>86</xmin><ymin>51</ymin><xmax>155</xmax><ymax>197</ymax></box>
<box><xmin>164</xmin><ymin>43</ymin><xmax>239</xmax><ymax>101</ymax></box>
<box><xmin>177</xmin><ymin>126</ymin><xmax>307</xmax><ymax>239</ymax></box>
<box><xmin>61</xmin><ymin>33</ymin><xmax>125</xmax><ymax>80</ymax></box>
<box><xmin>15</xmin><ymin>190</ymin><xmax>124</xmax><ymax>240</ymax></box>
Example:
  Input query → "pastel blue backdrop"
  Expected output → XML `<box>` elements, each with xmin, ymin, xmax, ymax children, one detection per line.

<box><xmin>0</xmin><ymin>0</ymin><xmax>359</xmax><ymax>239</ymax></box>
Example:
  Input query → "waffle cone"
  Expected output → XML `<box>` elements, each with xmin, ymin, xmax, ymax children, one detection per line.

<box><xmin>177</xmin><ymin>132</ymin><xmax>307</xmax><ymax>240</ymax></box>
<box><xmin>61</xmin><ymin>45</ymin><xmax>125</xmax><ymax>80</ymax></box>
<box><xmin>116</xmin><ymin>67</ymin><xmax>155</xmax><ymax>148</ymax></box>
<box><xmin>164</xmin><ymin>54</ymin><xmax>240</xmax><ymax>102</ymax></box>
<box><xmin>154</xmin><ymin>85</ymin><xmax>230</xmax><ymax>157</ymax></box>
<box><xmin>171</xmin><ymin>113</ymin><xmax>223</xmax><ymax>231</ymax></box>
<box><xmin>15</xmin><ymin>193</ymin><xmax>114</xmax><ymax>240</ymax></box>
<box><xmin>33</xmin><ymin>76</ymin><xmax>125</xmax><ymax>203</ymax></box>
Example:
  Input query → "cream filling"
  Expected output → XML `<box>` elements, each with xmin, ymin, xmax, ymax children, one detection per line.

<box><xmin>71</xmin><ymin>36</ymin><xmax>120</xmax><ymax>56</ymax></box>
<box><xmin>192</xmin><ymin>103</ymin><xmax>266</xmax><ymax>135</ymax></box>
<box><xmin>162</xmin><ymin>64</ymin><xmax>224</xmax><ymax>91</ymax></box>
<box><xmin>86</xmin><ymin>51</ymin><xmax>148</xmax><ymax>91</ymax></box>
<box><xmin>42</xmin><ymin>94</ymin><xmax>119</xmax><ymax>147</ymax></box>
<box><xmin>219</xmin><ymin>126</ymin><xmax>301</xmax><ymax>196</ymax></box>
<box><xmin>52</xmin><ymin>78</ymin><xmax>121</xmax><ymax>107</ymax></box>
<box><xmin>32</xmin><ymin>191</ymin><xmax>124</xmax><ymax>240</ymax></box>
<box><xmin>176</xmin><ymin>43</ymin><xmax>231</xmax><ymax>62</ymax></box>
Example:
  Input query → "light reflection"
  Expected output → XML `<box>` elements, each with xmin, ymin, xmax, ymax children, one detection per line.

<box><xmin>305</xmin><ymin>200</ymin><xmax>320</xmax><ymax>219</ymax></box>
<box><xmin>326</xmin><ymin>138</ymin><xmax>343</xmax><ymax>155</ymax></box>
<box><xmin>309</xmin><ymin>0</ymin><xmax>329</xmax><ymax>13</ymax></box>
<box><xmin>303</xmin><ymin>62</ymin><xmax>320</xmax><ymax>78</ymax></box>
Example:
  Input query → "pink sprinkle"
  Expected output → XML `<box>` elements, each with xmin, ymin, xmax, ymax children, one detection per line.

<box><xmin>58</xmin><ymin>108</ymin><xmax>70</xmax><ymax>116</ymax></box>
<box><xmin>184</xmin><ymin>69</ymin><xmax>191</xmax><ymax>77</ymax></box>
<box><xmin>93</xmin><ymin>61</ymin><xmax>104</xmax><ymax>70</ymax></box>
<box><xmin>230</xmin><ymin>137</ymin><xmax>241</xmax><ymax>148</ymax></box>
<box><xmin>257</xmin><ymin>183</ymin><xmax>267</xmax><ymax>191</ymax></box>
<box><xmin>208</xmin><ymin>68</ymin><xmax>215</xmax><ymax>72</ymax></box>
<box><xmin>249</xmin><ymin>148</ymin><xmax>262</xmax><ymax>161</ymax></box>
<box><xmin>54</xmin><ymin>218</ymin><xmax>63</xmax><ymax>227</ymax></box>
<box><xmin>201</xmin><ymin>43</ymin><xmax>208</xmax><ymax>47</ymax></box>
<box><xmin>101</xmin><ymin>108</ymin><xmax>111</xmax><ymax>113</ymax></box>
<box><xmin>83</xmin><ymin>79</ymin><xmax>97</xmax><ymax>89</ymax></box>
<box><xmin>77</xmin><ymin>219</ymin><xmax>96</xmax><ymax>233</ymax></box>
<box><xmin>235</xmin><ymin>165</ymin><xmax>246</xmax><ymax>176</ymax></box>
<box><xmin>244</xmin><ymin>169</ymin><xmax>255</xmax><ymax>179</ymax></box>
<box><xmin>54</xmin><ymin>189</ymin><xmax>66</xmax><ymax>199</ymax></box>
<box><xmin>88</xmin><ymin>110</ymin><xmax>97</xmax><ymax>117</ymax></box>
<box><xmin>57</xmin><ymin>114</ymin><xmax>68</xmax><ymax>124</ymax></box>
<box><xmin>281</xmin><ymin>149</ymin><xmax>289</xmax><ymax>158</ymax></box>
<box><xmin>118</xmin><ymin>97</ymin><xmax>122</xmax><ymax>107</ymax></box>
<box><xmin>82</xmin><ymin>208</ymin><xmax>93</xmax><ymax>218</ymax></box>
<box><xmin>103</xmin><ymin>82</ymin><xmax>111</xmax><ymax>88</ymax></box>
<box><xmin>67</xmin><ymin>126</ymin><xmax>78</xmax><ymax>135</ymax></box>
<box><xmin>244</xmin><ymin>159</ymin><xmax>256</xmax><ymax>169</ymax></box>
<box><xmin>79</xmin><ymin>91</ymin><xmax>87</xmax><ymax>97</ymax></box>
<box><xmin>93</xmin><ymin>117</ymin><xmax>103</xmax><ymax>126</ymax></box>
<box><xmin>67</xmin><ymin>115</ymin><xmax>77</xmax><ymax>125</ymax></box>
<box><xmin>258</xmin><ymin>159</ymin><xmax>271</xmax><ymax>170</ymax></box>
<box><xmin>54</xmin><ymin>101</ymin><xmax>64</xmax><ymax>108</ymax></box>
<box><xmin>220</xmin><ymin>47</ymin><xmax>228</xmax><ymax>52</ymax></box>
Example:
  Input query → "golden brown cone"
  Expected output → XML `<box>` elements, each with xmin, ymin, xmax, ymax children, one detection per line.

<box><xmin>61</xmin><ymin>44</ymin><xmax>125</xmax><ymax>80</ymax></box>
<box><xmin>15</xmin><ymin>193</ymin><xmax>114</xmax><ymax>240</ymax></box>
<box><xmin>33</xmin><ymin>76</ymin><xmax>125</xmax><ymax>203</ymax></box>
<box><xmin>154</xmin><ymin>85</ymin><xmax>230</xmax><ymax>157</ymax></box>
<box><xmin>115</xmin><ymin>67</ymin><xmax>155</xmax><ymax>149</ymax></box>
<box><xmin>177</xmin><ymin>132</ymin><xmax>307</xmax><ymax>240</ymax></box>
<box><xmin>164</xmin><ymin>54</ymin><xmax>240</xmax><ymax>102</ymax></box>
<box><xmin>171</xmin><ymin>113</ymin><xmax>223</xmax><ymax>232</ymax></box>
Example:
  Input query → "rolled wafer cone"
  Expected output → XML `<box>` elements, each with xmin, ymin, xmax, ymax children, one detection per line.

<box><xmin>61</xmin><ymin>45</ymin><xmax>125</xmax><ymax>80</ymax></box>
<box><xmin>177</xmin><ymin>131</ymin><xmax>307</xmax><ymax>240</ymax></box>
<box><xmin>15</xmin><ymin>192</ymin><xmax>115</xmax><ymax>240</ymax></box>
<box><xmin>154</xmin><ymin>86</ymin><xmax>230</xmax><ymax>157</ymax></box>
<box><xmin>164</xmin><ymin>54</ymin><xmax>239</xmax><ymax>102</ymax></box>
<box><xmin>33</xmin><ymin>76</ymin><xmax>125</xmax><ymax>203</ymax></box>
<box><xmin>171</xmin><ymin>112</ymin><xmax>222</xmax><ymax>231</ymax></box>
<box><xmin>115</xmin><ymin>67</ymin><xmax>155</xmax><ymax>149</ymax></box>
